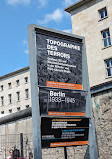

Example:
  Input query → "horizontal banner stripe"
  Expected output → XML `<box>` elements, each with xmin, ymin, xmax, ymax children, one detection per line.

<box><xmin>46</xmin><ymin>81</ymin><xmax>82</xmax><ymax>90</ymax></box>
<box><xmin>48</xmin><ymin>111</ymin><xmax>85</xmax><ymax>116</ymax></box>
<box><xmin>50</xmin><ymin>140</ymin><xmax>88</xmax><ymax>147</ymax></box>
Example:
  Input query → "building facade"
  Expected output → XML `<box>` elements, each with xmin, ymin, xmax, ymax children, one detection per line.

<box><xmin>65</xmin><ymin>0</ymin><xmax>112</xmax><ymax>158</ymax></box>
<box><xmin>0</xmin><ymin>67</ymin><xmax>31</xmax><ymax>115</ymax></box>
<box><xmin>65</xmin><ymin>0</ymin><xmax>112</xmax><ymax>88</ymax></box>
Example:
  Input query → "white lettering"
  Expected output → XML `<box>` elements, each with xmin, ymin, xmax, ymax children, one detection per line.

<box><xmin>50</xmin><ymin>91</ymin><xmax>65</xmax><ymax>97</ymax></box>
<box><xmin>46</xmin><ymin>39</ymin><xmax>81</xmax><ymax>51</ymax></box>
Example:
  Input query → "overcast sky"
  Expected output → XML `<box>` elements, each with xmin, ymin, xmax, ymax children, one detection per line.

<box><xmin>0</xmin><ymin>0</ymin><xmax>78</xmax><ymax>76</ymax></box>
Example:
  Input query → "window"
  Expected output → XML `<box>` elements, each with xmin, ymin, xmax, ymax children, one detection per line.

<box><xmin>99</xmin><ymin>7</ymin><xmax>107</xmax><ymax>20</ymax></box>
<box><xmin>17</xmin><ymin>107</ymin><xmax>20</xmax><ymax>111</ymax></box>
<box><xmin>9</xmin><ymin>109</ymin><xmax>12</xmax><ymax>113</ymax></box>
<box><xmin>8</xmin><ymin>82</ymin><xmax>12</xmax><ymax>89</ymax></box>
<box><xmin>25</xmin><ymin>77</ymin><xmax>28</xmax><ymax>83</ymax></box>
<box><xmin>1</xmin><ymin>96</ymin><xmax>4</xmax><ymax>106</ymax></box>
<box><xmin>101</xmin><ymin>29</ymin><xmax>111</xmax><ymax>48</ymax></box>
<box><xmin>0</xmin><ymin>85</ymin><xmax>3</xmax><ymax>91</ymax></box>
<box><xmin>16</xmin><ymin>80</ymin><xmax>20</xmax><ymax>86</ymax></box>
<box><xmin>25</xmin><ymin>89</ymin><xmax>29</xmax><ymax>99</ymax></box>
<box><xmin>105</xmin><ymin>58</ymin><xmax>112</xmax><ymax>77</ymax></box>
<box><xmin>17</xmin><ymin>92</ymin><xmax>20</xmax><ymax>102</ymax></box>
<box><xmin>8</xmin><ymin>94</ymin><xmax>12</xmax><ymax>104</ymax></box>
<box><xmin>26</xmin><ymin>105</ymin><xmax>29</xmax><ymax>108</ymax></box>
<box><xmin>1</xmin><ymin>111</ymin><xmax>4</xmax><ymax>114</ymax></box>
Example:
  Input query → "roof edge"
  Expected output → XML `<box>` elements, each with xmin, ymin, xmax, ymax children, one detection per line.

<box><xmin>64</xmin><ymin>0</ymin><xmax>92</xmax><ymax>13</ymax></box>
<box><xmin>90</xmin><ymin>80</ymin><xmax>112</xmax><ymax>94</ymax></box>
<box><xmin>0</xmin><ymin>66</ymin><xmax>30</xmax><ymax>80</ymax></box>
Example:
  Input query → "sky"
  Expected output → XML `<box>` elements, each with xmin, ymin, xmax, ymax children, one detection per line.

<box><xmin>0</xmin><ymin>0</ymin><xmax>78</xmax><ymax>76</ymax></box>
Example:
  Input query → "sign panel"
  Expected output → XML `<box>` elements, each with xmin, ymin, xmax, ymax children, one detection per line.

<box><xmin>41</xmin><ymin>117</ymin><xmax>89</xmax><ymax>148</ymax></box>
<box><xmin>36</xmin><ymin>33</ymin><xmax>82</xmax><ymax>90</ymax></box>
<box><xmin>39</xmin><ymin>87</ymin><xmax>87</xmax><ymax>116</ymax></box>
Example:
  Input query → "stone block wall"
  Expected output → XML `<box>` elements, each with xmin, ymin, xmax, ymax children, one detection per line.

<box><xmin>91</xmin><ymin>89</ymin><xmax>112</xmax><ymax>159</ymax></box>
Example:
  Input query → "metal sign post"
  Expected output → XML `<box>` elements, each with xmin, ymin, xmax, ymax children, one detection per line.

<box><xmin>64</xmin><ymin>147</ymin><xmax>67</xmax><ymax>159</ymax></box>
<box><xmin>28</xmin><ymin>25</ymin><xmax>42</xmax><ymax>159</ymax></box>
<box><xmin>82</xmin><ymin>39</ymin><xmax>98</xmax><ymax>159</ymax></box>
<box><xmin>20</xmin><ymin>133</ymin><xmax>24</xmax><ymax>159</ymax></box>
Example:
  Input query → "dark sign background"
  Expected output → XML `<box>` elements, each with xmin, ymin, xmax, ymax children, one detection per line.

<box><xmin>36</xmin><ymin>33</ymin><xmax>82</xmax><ymax>87</ymax></box>
<box><xmin>41</xmin><ymin>117</ymin><xmax>89</xmax><ymax>148</ymax></box>
<box><xmin>39</xmin><ymin>87</ymin><xmax>87</xmax><ymax>115</ymax></box>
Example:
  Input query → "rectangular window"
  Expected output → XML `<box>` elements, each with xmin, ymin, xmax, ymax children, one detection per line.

<box><xmin>25</xmin><ymin>77</ymin><xmax>28</xmax><ymax>83</ymax></box>
<box><xmin>16</xmin><ymin>80</ymin><xmax>20</xmax><ymax>86</ymax></box>
<box><xmin>105</xmin><ymin>58</ymin><xmax>112</xmax><ymax>77</ymax></box>
<box><xmin>1</xmin><ymin>96</ymin><xmax>4</xmax><ymax>106</ymax></box>
<box><xmin>1</xmin><ymin>111</ymin><xmax>4</xmax><ymax>114</ymax></box>
<box><xmin>25</xmin><ymin>89</ymin><xmax>29</xmax><ymax>99</ymax></box>
<box><xmin>26</xmin><ymin>105</ymin><xmax>29</xmax><ymax>108</ymax></box>
<box><xmin>101</xmin><ymin>29</ymin><xmax>111</xmax><ymax>48</ymax></box>
<box><xmin>99</xmin><ymin>7</ymin><xmax>107</xmax><ymax>20</ymax></box>
<box><xmin>17</xmin><ymin>107</ymin><xmax>20</xmax><ymax>111</ymax></box>
<box><xmin>0</xmin><ymin>85</ymin><xmax>4</xmax><ymax>91</ymax></box>
<box><xmin>17</xmin><ymin>92</ymin><xmax>20</xmax><ymax>101</ymax></box>
<box><xmin>8</xmin><ymin>82</ymin><xmax>12</xmax><ymax>89</ymax></box>
<box><xmin>8</xmin><ymin>94</ymin><xmax>12</xmax><ymax>104</ymax></box>
<box><xmin>9</xmin><ymin>109</ymin><xmax>12</xmax><ymax>113</ymax></box>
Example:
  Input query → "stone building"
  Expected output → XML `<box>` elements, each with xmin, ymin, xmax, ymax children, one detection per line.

<box><xmin>0</xmin><ymin>66</ymin><xmax>31</xmax><ymax>115</ymax></box>
<box><xmin>65</xmin><ymin>0</ymin><xmax>112</xmax><ymax>158</ymax></box>
<box><xmin>65</xmin><ymin>0</ymin><xmax>112</xmax><ymax>88</ymax></box>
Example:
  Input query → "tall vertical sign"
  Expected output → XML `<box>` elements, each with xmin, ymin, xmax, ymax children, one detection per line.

<box><xmin>28</xmin><ymin>25</ymin><xmax>95</xmax><ymax>159</ymax></box>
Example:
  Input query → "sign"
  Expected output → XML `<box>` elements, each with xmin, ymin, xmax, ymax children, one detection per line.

<box><xmin>36</xmin><ymin>33</ymin><xmax>82</xmax><ymax>90</ymax></box>
<box><xmin>28</xmin><ymin>25</ymin><xmax>97</xmax><ymax>158</ymax></box>
<box><xmin>41</xmin><ymin>117</ymin><xmax>89</xmax><ymax>148</ymax></box>
<box><xmin>39</xmin><ymin>87</ymin><xmax>87</xmax><ymax>116</ymax></box>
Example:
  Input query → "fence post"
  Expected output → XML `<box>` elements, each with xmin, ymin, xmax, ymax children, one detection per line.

<box><xmin>64</xmin><ymin>147</ymin><xmax>67</xmax><ymax>159</ymax></box>
<box><xmin>20</xmin><ymin>133</ymin><xmax>24</xmax><ymax>159</ymax></box>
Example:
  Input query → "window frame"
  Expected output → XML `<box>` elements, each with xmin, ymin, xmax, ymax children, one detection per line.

<box><xmin>26</xmin><ymin>105</ymin><xmax>29</xmax><ymax>108</ymax></box>
<box><xmin>8</xmin><ymin>82</ymin><xmax>12</xmax><ymax>89</ymax></box>
<box><xmin>1</xmin><ymin>111</ymin><xmax>4</xmax><ymax>114</ymax></box>
<box><xmin>25</xmin><ymin>89</ymin><xmax>29</xmax><ymax>99</ymax></box>
<box><xmin>0</xmin><ymin>85</ymin><xmax>4</xmax><ymax>91</ymax></box>
<box><xmin>1</xmin><ymin>96</ymin><xmax>4</xmax><ymax>106</ymax></box>
<box><xmin>17</xmin><ymin>107</ymin><xmax>21</xmax><ymax>111</ymax></box>
<box><xmin>16</xmin><ymin>80</ymin><xmax>20</xmax><ymax>86</ymax></box>
<box><xmin>16</xmin><ymin>91</ymin><xmax>20</xmax><ymax>102</ymax></box>
<box><xmin>9</xmin><ymin>109</ymin><xmax>12</xmax><ymax>113</ymax></box>
<box><xmin>105</xmin><ymin>58</ymin><xmax>112</xmax><ymax>78</ymax></box>
<box><xmin>8</xmin><ymin>94</ymin><xmax>12</xmax><ymax>104</ymax></box>
<box><xmin>101</xmin><ymin>28</ymin><xmax>111</xmax><ymax>48</ymax></box>
<box><xmin>24</xmin><ymin>77</ymin><xmax>28</xmax><ymax>83</ymax></box>
<box><xmin>98</xmin><ymin>7</ymin><xmax>108</xmax><ymax>21</ymax></box>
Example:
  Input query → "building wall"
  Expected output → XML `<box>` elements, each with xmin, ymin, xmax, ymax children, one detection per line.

<box><xmin>91</xmin><ymin>89</ymin><xmax>112</xmax><ymax>159</ymax></box>
<box><xmin>71</xmin><ymin>0</ymin><xmax>112</xmax><ymax>87</ymax></box>
<box><xmin>67</xmin><ymin>0</ymin><xmax>112</xmax><ymax>158</ymax></box>
<box><xmin>0</xmin><ymin>67</ymin><xmax>31</xmax><ymax>115</ymax></box>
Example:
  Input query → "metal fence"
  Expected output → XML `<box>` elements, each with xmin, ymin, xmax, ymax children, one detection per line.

<box><xmin>0</xmin><ymin>133</ymin><xmax>33</xmax><ymax>159</ymax></box>
<box><xmin>0</xmin><ymin>133</ymin><xmax>88</xmax><ymax>159</ymax></box>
